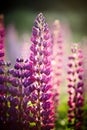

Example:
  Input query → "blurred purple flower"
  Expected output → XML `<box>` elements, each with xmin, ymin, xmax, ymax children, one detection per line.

<box><xmin>51</xmin><ymin>20</ymin><xmax>63</xmax><ymax>118</ymax></box>
<box><xmin>67</xmin><ymin>44</ymin><xmax>84</xmax><ymax>129</ymax></box>
<box><xmin>0</xmin><ymin>15</ymin><xmax>5</xmax><ymax>61</ymax></box>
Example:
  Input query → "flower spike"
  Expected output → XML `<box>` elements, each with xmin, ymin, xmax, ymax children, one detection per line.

<box><xmin>67</xmin><ymin>43</ymin><xmax>84</xmax><ymax>130</ymax></box>
<box><xmin>30</xmin><ymin>13</ymin><xmax>54</xmax><ymax>130</ymax></box>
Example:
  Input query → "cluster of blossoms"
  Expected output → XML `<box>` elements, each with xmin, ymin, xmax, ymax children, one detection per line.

<box><xmin>0</xmin><ymin>15</ymin><xmax>5</xmax><ymax>60</ymax></box>
<box><xmin>67</xmin><ymin>44</ymin><xmax>84</xmax><ymax>130</ymax></box>
<box><xmin>0</xmin><ymin>13</ymin><xmax>55</xmax><ymax>130</ymax></box>
<box><xmin>7</xmin><ymin>58</ymin><xmax>33</xmax><ymax>130</ymax></box>
<box><xmin>30</xmin><ymin>13</ymin><xmax>54</xmax><ymax>130</ymax></box>
<box><xmin>51</xmin><ymin>20</ymin><xmax>63</xmax><ymax>118</ymax></box>
<box><xmin>0</xmin><ymin>12</ymin><xmax>86</xmax><ymax>130</ymax></box>
<box><xmin>0</xmin><ymin>15</ymin><xmax>6</xmax><ymax>128</ymax></box>
<box><xmin>0</xmin><ymin>57</ymin><xmax>37</xmax><ymax>130</ymax></box>
<box><xmin>0</xmin><ymin>15</ymin><xmax>32</xmax><ymax>129</ymax></box>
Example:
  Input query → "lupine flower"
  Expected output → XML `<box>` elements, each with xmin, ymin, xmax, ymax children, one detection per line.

<box><xmin>0</xmin><ymin>61</ymin><xmax>11</xmax><ymax>129</ymax></box>
<box><xmin>29</xmin><ymin>13</ymin><xmax>54</xmax><ymax>130</ymax></box>
<box><xmin>0</xmin><ymin>57</ymin><xmax>34</xmax><ymax>130</ymax></box>
<box><xmin>0</xmin><ymin>13</ymin><xmax>55</xmax><ymax>130</ymax></box>
<box><xmin>67</xmin><ymin>44</ymin><xmax>84</xmax><ymax>130</ymax></box>
<box><xmin>7</xmin><ymin>58</ymin><xmax>34</xmax><ymax>130</ymax></box>
<box><xmin>51</xmin><ymin>20</ymin><xmax>63</xmax><ymax>117</ymax></box>
<box><xmin>0</xmin><ymin>15</ymin><xmax>5</xmax><ymax>61</ymax></box>
<box><xmin>0</xmin><ymin>15</ymin><xmax>7</xmax><ymax>128</ymax></box>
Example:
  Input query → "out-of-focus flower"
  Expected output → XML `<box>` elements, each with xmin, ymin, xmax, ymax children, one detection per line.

<box><xmin>6</xmin><ymin>24</ymin><xmax>21</xmax><ymax>64</ymax></box>
<box><xmin>67</xmin><ymin>44</ymin><xmax>84</xmax><ymax>130</ymax></box>
<box><xmin>51</xmin><ymin>20</ymin><xmax>63</xmax><ymax>117</ymax></box>
<box><xmin>21</xmin><ymin>33</ymin><xmax>31</xmax><ymax>60</ymax></box>
<box><xmin>0</xmin><ymin>15</ymin><xmax>7</xmax><ymax>126</ymax></box>
<box><xmin>0</xmin><ymin>15</ymin><xmax>5</xmax><ymax>61</ymax></box>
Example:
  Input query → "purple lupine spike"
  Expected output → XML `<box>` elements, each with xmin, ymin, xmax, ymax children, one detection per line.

<box><xmin>0</xmin><ymin>55</ymin><xmax>35</xmax><ymax>130</ymax></box>
<box><xmin>67</xmin><ymin>44</ymin><xmax>84</xmax><ymax>129</ymax></box>
<box><xmin>0</xmin><ymin>16</ymin><xmax>9</xmax><ymax>128</ymax></box>
<box><xmin>4</xmin><ymin>58</ymin><xmax>35</xmax><ymax>130</ymax></box>
<box><xmin>0</xmin><ymin>61</ymin><xmax>12</xmax><ymax>129</ymax></box>
<box><xmin>0</xmin><ymin>15</ymin><xmax>5</xmax><ymax>95</ymax></box>
<box><xmin>29</xmin><ymin>13</ymin><xmax>54</xmax><ymax>130</ymax></box>
<box><xmin>0</xmin><ymin>15</ymin><xmax>5</xmax><ymax>61</ymax></box>
<box><xmin>51</xmin><ymin>20</ymin><xmax>63</xmax><ymax>118</ymax></box>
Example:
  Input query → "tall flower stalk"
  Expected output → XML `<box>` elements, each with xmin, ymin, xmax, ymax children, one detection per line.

<box><xmin>30</xmin><ymin>13</ymin><xmax>54</xmax><ymax>130</ymax></box>
<box><xmin>0</xmin><ymin>15</ymin><xmax>7</xmax><ymax>128</ymax></box>
<box><xmin>51</xmin><ymin>20</ymin><xmax>63</xmax><ymax>117</ymax></box>
<box><xmin>0</xmin><ymin>15</ymin><xmax>5</xmax><ymax>61</ymax></box>
<box><xmin>7</xmin><ymin>58</ymin><xmax>35</xmax><ymax>130</ymax></box>
<box><xmin>67</xmin><ymin>44</ymin><xmax>84</xmax><ymax>130</ymax></box>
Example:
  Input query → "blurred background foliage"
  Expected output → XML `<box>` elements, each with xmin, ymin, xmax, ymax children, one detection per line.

<box><xmin>0</xmin><ymin>0</ymin><xmax>87</xmax><ymax>41</ymax></box>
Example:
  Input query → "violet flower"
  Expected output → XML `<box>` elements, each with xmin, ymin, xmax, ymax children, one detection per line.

<box><xmin>29</xmin><ymin>13</ymin><xmax>55</xmax><ymax>130</ymax></box>
<box><xmin>7</xmin><ymin>58</ymin><xmax>35</xmax><ymax>130</ymax></box>
<box><xmin>51</xmin><ymin>20</ymin><xmax>63</xmax><ymax>117</ymax></box>
<box><xmin>0</xmin><ymin>15</ymin><xmax>5</xmax><ymax>62</ymax></box>
<box><xmin>0</xmin><ymin>61</ymin><xmax>12</xmax><ymax>129</ymax></box>
<box><xmin>0</xmin><ymin>15</ymin><xmax>7</xmax><ymax>128</ymax></box>
<box><xmin>67</xmin><ymin>44</ymin><xmax>84</xmax><ymax>130</ymax></box>
<box><xmin>0</xmin><ymin>13</ymin><xmax>55</xmax><ymax>130</ymax></box>
<box><xmin>0</xmin><ymin>56</ymin><xmax>34</xmax><ymax>130</ymax></box>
